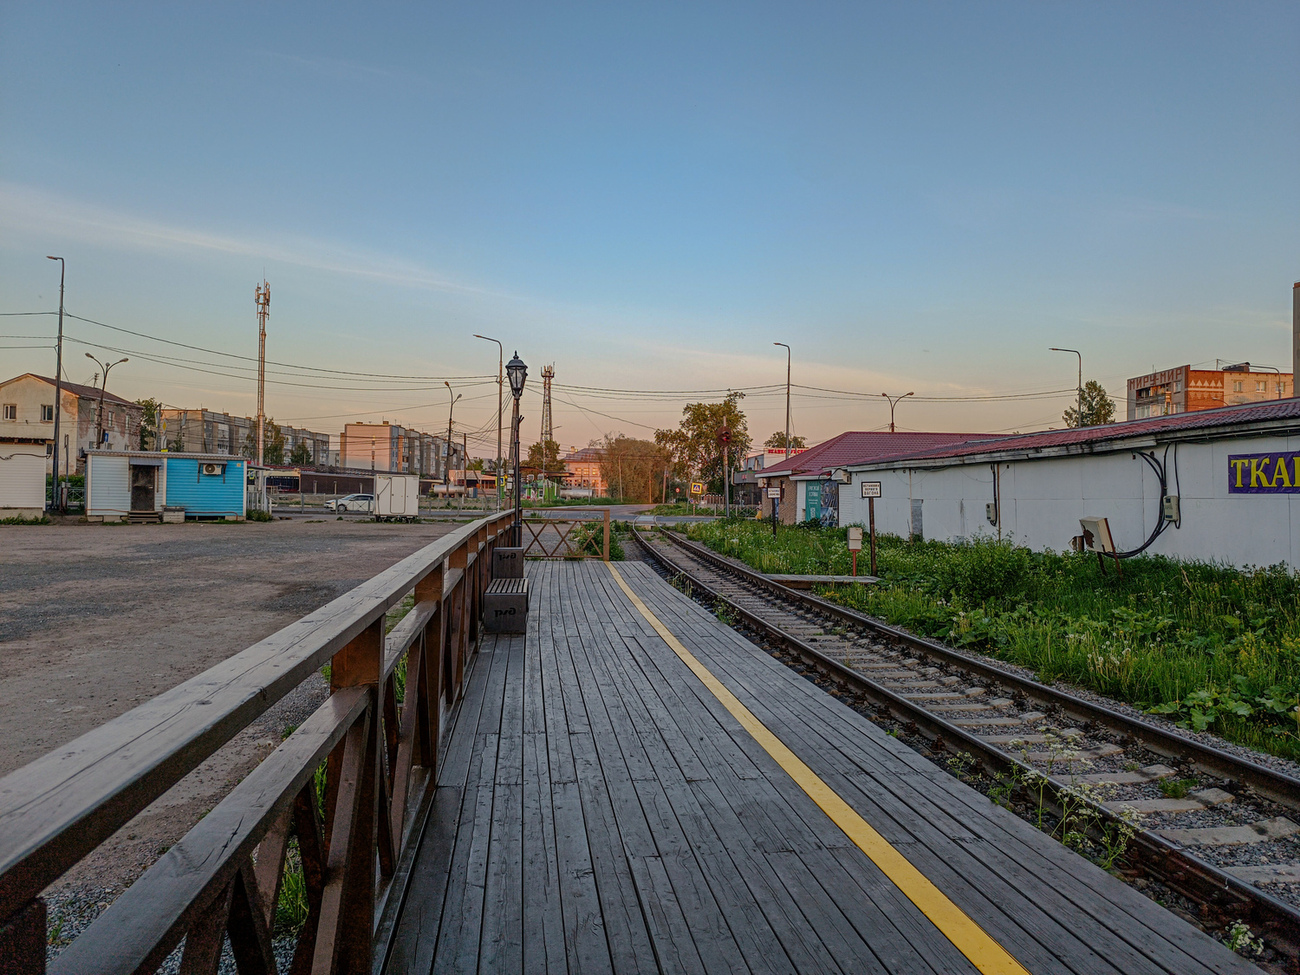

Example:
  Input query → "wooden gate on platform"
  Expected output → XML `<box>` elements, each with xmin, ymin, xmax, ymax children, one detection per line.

<box><xmin>520</xmin><ymin>506</ymin><xmax>611</xmax><ymax>560</ymax></box>
<box><xmin>0</xmin><ymin>511</ymin><xmax>514</xmax><ymax>974</ymax></box>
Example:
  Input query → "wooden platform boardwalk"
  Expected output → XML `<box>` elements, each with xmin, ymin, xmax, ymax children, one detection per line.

<box><xmin>383</xmin><ymin>560</ymin><xmax>1261</xmax><ymax>975</ymax></box>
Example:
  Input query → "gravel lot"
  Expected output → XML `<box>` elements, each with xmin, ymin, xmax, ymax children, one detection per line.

<box><xmin>0</xmin><ymin>516</ymin><xmax>465</xmax><ymax>955</ymax></box>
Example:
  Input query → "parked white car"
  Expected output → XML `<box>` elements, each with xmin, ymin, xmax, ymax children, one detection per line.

<box><xmin>326</xmin><ymin>493</ymin><xmax>375</xmax><ymax>513</ymax></box>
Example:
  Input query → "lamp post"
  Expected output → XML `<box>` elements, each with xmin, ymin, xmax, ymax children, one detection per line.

<box><xmin>773</xmin><ymin>342</ymin><xmax>791</xmax><ymax>457</ymax></box>
<box><xmin>474</xmin><ymin>334</ymin><xmax>504</xmax><ymax>509</ymax></box>
<box><xmin>882</xmin><ymin>391</ymin><xmax>913</xmax><ymax>433</ymax></box>
<box><xmin>506</xmin><ymin>352</ymin><xmax>528</xmax><ymax>546</ymax></box>
<box><xmin>444</xmin><ymin>381</ymin><xmax>462</xmax><ymax>494</ymax></box>
<box><xmin>46</xmin><ymin>257</ymin><xmax>66</xmax><ymax>510</ymax></box>
<box><xmin>1050</xmin><ymin>348</ymin><xmax>1083</xmax><ymax>426</ymax></box>
<box><xmin>84</xmin><ymin>353</ymin><xmax>128</xmax><ymax>449</ymax></box>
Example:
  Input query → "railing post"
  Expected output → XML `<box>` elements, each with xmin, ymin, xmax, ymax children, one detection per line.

<box><xmin>449</xmin><ymin>539</ymin><xmax>470</xmax><ymax>696</ymax></box>
<box><xmin>603</xmin><ymin>509</ymin><xmax>610</xmax><ymax>561</ymax></box>
<box><xmin>415</xmin><ymin>563</ymin><xmax>445</xmax><ymax>773</ymax></box>
<box><xmin>318</xmin><ymin>617</ymin><xmax>383</xmax><ymax>974</ymax></box>
<box><xmin>0</xmin><ymin>899</ymin><xmax>45</xmax><ymax>975</ymax></box>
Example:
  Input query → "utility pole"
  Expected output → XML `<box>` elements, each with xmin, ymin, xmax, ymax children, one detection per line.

<box><xmin>474</xmin><ymin>334</ymin><xmax>504</xmax><ymax>509</ymax></box>
<box><xmin>1050</xmin><ymin>348</ymin><xmax>1082</xmax><ymax>426</ymax></box>
<box><xmin>46</xmin><ymin>257</ymin><xmax>65</xmax><ymax>511</ymax></box>
<box><xmin>255</xmin><ymin>280</ymin><xmax>270</xmax><ymax>466</ymax></box>
<box><xmin>774</xmin><ymin>342</ymin><xmax>791</xmax><ymax>457</ymax></box>
<box><xmin>540</xmin><ymin>364</ymin><xmax>554</xmax><ymax>501</ymax></box>
<box><xmin>882</xmin><ymin>391</ymin><xmax>914</xmax><ymax>433</ymax></box>
<box><xmin>444</xmin><ymin>381</ymin><xmax>461</xmax><ymax>494</ymax></box>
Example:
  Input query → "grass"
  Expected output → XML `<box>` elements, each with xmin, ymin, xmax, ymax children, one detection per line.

<box><xmin>0</xmin><ymin>514</ymin><xmax>50</xmax><ymax>525</ymax></box>
<box><xmin>685</xmin><ymin>520</ymin><xmax>1300</xmax><ymax>761</ymax></box>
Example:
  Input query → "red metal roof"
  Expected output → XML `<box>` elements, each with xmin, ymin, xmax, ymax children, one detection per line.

<box><xmin>851</xmin><ymin>399</ymin><xmax>1300</xmax><ymax>468</ymax></box>
<box><xmin>760</xmin><ymin>431</ymin><xmax>992</xmax><ymax>478</ymax></box>
<box><xmin>3</xmin><ymin>373</ymin><xmax>136</xmax><ymax>407</ymax></box>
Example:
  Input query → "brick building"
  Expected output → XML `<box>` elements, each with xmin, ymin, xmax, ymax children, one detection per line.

<box><xmin>1127</xmin><ymin>363</ymin><xmax>1291</xmax><ymax>421</ymax></box>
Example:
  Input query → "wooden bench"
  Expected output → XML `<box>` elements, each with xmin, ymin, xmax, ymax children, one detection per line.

<box><xmin>483</xmin><ymin>577</ymin><xmax>529</xmax><ymax>633</ymax></box>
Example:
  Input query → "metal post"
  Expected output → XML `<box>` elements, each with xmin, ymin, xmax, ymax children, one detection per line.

<box><xmin>868</xmin><ymin>497</ymin><xmax>877</xmax><ymax>576</ymax></box>
<box><xmin>512</xmin><ymin>405</ymin><xmax>523</xmax><ymax>547</ymax></box>
<box><xmin>774</xmin><ymin>342</ymin><xmax>791</xmax><ymax>457</ymax></box>
<box><xmin>46</xmin><ymin>257</ymin><xmax>65</xmax><ymax>511</ymax></box>
<box><xmin>85</xmin><ymin>354</ymin><xmax>127</xmax><ymax>451</ymax></box>
<box><xmin>474</xmin><ymin>334</ymin><xmax>504</xmax><ymax>509</ymax></box>
<box><xmin>723</xmin><ymin>443</ymin><xmax>730</xmax><ymax>517</ymax></box>
<box><xmin>1050</xmin><ymin>348</ymin><xmax>1082</xmax><ymax>426</ymax></box>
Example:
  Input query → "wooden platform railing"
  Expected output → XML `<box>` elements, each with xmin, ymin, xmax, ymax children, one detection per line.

<box><xmin>0</xmin><ymin>511</ymin><xmax>514</xmax><ymax>974</ymax></box>
<box><xmin>521</xmin><ymin>506</ymin><xmax>611</xmax><ymax>559</ymax></box>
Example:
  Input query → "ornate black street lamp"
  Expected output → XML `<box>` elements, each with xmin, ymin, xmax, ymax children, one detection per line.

<box><xmin>506</xmin><ymin>352</ymin><xmax>527</xmax><ymax>546</ymax></box>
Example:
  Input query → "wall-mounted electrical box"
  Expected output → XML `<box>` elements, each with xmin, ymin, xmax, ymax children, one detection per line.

<box><xmin>1161</xmin><ymin>495</ymin><xmax>1180</xmax><ymax>523</ymax></box>
<box><xmin>985</xmin><ymin>502</ymin><xmax>998</xmax><ymax>526</ymax></box>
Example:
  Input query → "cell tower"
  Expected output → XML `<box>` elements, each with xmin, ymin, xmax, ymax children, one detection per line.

<box><xmin>255</xmin><ymin>280</ymin><xmax>270</xmax><ymax>466</ymax></box>
<box><xmin>540</xmin><ymin>365</ymin><xmax>554</xmax><ymax>443</ymax></box>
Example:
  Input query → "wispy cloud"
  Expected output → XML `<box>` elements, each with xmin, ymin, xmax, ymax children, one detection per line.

<box><xmin>0</xmin><ymin>181</ymin><xmax>504</xmax><ymax>297</ymax></box>
<box><xmin>255</xmin><ymin>50</ymin><xmax>414</xmax><ymax>86</ymax></box>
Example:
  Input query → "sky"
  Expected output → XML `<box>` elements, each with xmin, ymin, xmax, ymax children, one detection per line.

<box><xmin>2</xmin><ymin>2</ymin><xmax>1297</xmax><ymax>457</ymax></box>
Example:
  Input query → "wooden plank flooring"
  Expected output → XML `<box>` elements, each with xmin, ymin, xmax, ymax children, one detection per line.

<box><xmin>384</xmin><ymin>561</ymin><xmax>1262</xmax><ymax>975</ymax></box>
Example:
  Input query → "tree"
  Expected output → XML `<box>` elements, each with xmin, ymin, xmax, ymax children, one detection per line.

<box><xmin>289</xmin><ymin>439</ymin><xmax>312</xmax><ymax>465</ymax></box>
<box><xmin>1063</xmin><ymin>380</ymin><xmax>1117</xmax><ymax>428</ymax></box>
<box><xmin>599</xmin><ymin>436</ymin><xmax>669</xmax><ymax>502</ymax></box>
<box><xmin>242</xmin><ymin>419</ymin><xmax>286</xmax><ymax>464</ymax></box>
<box><xmin>526</xmin><ymin>439</ymin><xmax>562</xmax><ymax>473</ymax></box>
<box><xmin>764</xmin><ymin>430</ymin><xmax>807</xmax><ymax>451</ymax></box>
<box><xmin>654</xmin><ymin>392</ymin><xmax>751</xmax><ymax>495</ymax></box>
<box><xmin>466</xmin><ymin>457</ymin><xmax>484</xmax><ymax>471</ymax></box>
<box><xmin>135</xmin><ymin>398</ymin><xmax>160</xmax><ymax>450</ymax></box>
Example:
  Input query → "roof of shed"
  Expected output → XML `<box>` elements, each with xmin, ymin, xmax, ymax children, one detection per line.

<box><xmin>761</xmin><ymin>431</ymin><xmax>992</xmax><ymax>478</ymax></box>
<box><xmin>848</xmin><ymin>399</ymin><xmax>1300</xmax><ymax>469</ymax></box>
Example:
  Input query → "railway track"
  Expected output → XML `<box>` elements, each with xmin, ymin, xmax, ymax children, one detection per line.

<box><xmin>634</xmin><ymin>527</ymin><xmax>1300</xmax><ymax>971</ymax></box>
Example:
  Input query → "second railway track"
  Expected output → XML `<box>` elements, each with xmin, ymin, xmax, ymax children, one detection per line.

<box><xmin>634</xmin><ymin>527</ymin><xmax>1300</xmax><ymax>971</ymax></box>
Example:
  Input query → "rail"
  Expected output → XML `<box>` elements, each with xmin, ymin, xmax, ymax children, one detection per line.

<box><xmin>520</xmin><ymin>506</ymin><xmax>611</xmax><ymax>560</ymax></box>
<box><xmin>0</xmin><ymin>510</ymin><xmax>515</xmax><ymax>974</ymax></box>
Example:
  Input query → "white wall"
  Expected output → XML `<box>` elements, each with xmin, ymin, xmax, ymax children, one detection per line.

<box><xmin>839</xmin><ymin>433</ymin><xmax>1300</xmax><ymax>567</ymax></box>
<box><xmin>86</xmin><ymin>453</ymin><xmax>131</xmax><ymax>518</ymax></box>
<box><xmin>0</xmin><ymin>444</ymin><xmax>47</xmax><ymax>512</ymax></box>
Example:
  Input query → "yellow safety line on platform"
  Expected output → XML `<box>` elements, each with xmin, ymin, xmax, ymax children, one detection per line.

<box><xmin>605</xmin><ymin>562</ymin><xmax>1031</xmax><ymax>975</ymax></box>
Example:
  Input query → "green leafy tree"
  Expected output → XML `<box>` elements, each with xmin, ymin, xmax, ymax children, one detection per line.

<box><xmin>654</xmin><ymin>392</ymin><xmax>751</xmax><ymax>494</ymax></box>
<box><xmin>599</xmin><ymin>435</ymin><xmax>670</xmax><ymax>502</ymax></box>
<box><xmin>466</xmin><ymin>457</ymin><xmax>484</xmax><ymax>471</ymax></box>
<box><xmin>526</xmin><ymin>439</ymin><xmax>562</xmax><ymax>473</ymax></box>
<box><xmin>289</xmin><ymin>440</ymin><xmax>312</xmax><ymax>465</ymax></box>
<box><xmin>242</xmin><ymin>420</ymin><xmax>286</xmax><ymax>464</ymax></box>
<box><xmin>1063</xmin><ymin>380</ymin><xmax>1117</xmax><ymax>428</ymax></box>
<box><xmin>135</xmin><ymin>398</ymin><xmax>160</xmax><ymax>450</ymax></box>
<box><xmin>764</xmin><ymin>430</ymin><xmax>807</xmax><ymax>451</ymax></box>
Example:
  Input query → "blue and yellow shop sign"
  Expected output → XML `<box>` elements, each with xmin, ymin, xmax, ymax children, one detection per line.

<box><xmin>1229</xmin><ymin>452</ymin><xmax>1300</xmax><ymax>493</ymax></box>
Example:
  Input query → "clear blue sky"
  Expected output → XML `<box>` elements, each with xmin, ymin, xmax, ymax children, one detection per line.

<box><xmin>3</xmin><ymin>2</ymin><xmax>1297</xmax><ymax>453</ymax></box>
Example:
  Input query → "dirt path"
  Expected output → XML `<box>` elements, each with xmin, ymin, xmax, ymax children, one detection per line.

<box><xmin>0</xmin><ymin>517</ymin><xmax>462</xmax><ymax>901</ymax></box>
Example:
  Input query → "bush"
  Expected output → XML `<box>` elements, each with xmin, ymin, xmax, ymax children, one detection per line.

<box><xmin>935</xmin><ymin>538</ymin><xmax>1033</xmax><ymax>604</ymax></box>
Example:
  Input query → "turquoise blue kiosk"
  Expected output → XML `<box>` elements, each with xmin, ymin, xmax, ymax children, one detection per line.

<box><xmin>86</xmin><ymin>451</ymin><xmax>248</xmax><ymax>521</ymax></box>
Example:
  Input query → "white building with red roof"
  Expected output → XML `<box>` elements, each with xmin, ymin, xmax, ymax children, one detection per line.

<box><xmin>836</xmin><ymin>400</ymin><xmax>1300</xmax><ymax>567</ymax></box>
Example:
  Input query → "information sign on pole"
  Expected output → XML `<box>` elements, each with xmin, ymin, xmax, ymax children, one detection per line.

<box><xmin>861</xmin><ymin>481</ymin><xmax>882</xmax><ymax>499</ymax></box>
<box><xmin>766</xmin><ymin>487</ymin><xmax>781</xmax><ymax>499</ymax></box>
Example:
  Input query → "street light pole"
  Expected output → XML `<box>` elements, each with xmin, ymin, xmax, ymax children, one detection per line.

<box><xmin>474</xmin><ymin>334</ymin><xmax>504</xmax><ymax>509</ymax></box>
<box><xmin>773</xmin><ymin>342</ymin><xmax>792</xmax><ymax>457</ymax></box>
<box><xmin>84</xmin><ymin>353</ymin><xmax>128</xmax><ymax>449</ymax></box>
<box><xmin>444</xmin><ymin>381</ymin><xmax>461</xmax><ymax>495</ymax></box>
<box><xmin>506</xmin><ymin>353</ymin><xmax>528</xmax><ymax>547</ymax></box>
<box><xmin>882</xmin><ymin>391</ymin><xmax>914</xmax><ymax>433</ymax></box>
<box><xmin>46</xmin><ymin>257</ymin><xmax>65</xmax><ymax>510</ymax></box>
<box><xmin>1050</xmin><ymin>348</ymin><xmax>1083</xmax><ymax>426</ymax></box>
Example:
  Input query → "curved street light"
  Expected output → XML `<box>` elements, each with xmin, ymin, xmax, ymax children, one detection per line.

<box><xmin>773</xmin><ymin>342</ymin><xmax>792</xmax><ymax>457</ymax></box>
<box><xmin>444</xmin><ymin>381</ymin><xmax>462</xmax><ymax>490</ymax></box>
<box><xmin>881</xmin><ymin>391</ymin><xmax>913</xmax><ymax>433</ymax></box>
<box><xmin>1049</xmin><ymin>348</ymin><xmax>1083</xmax><ymax>426</ymax></box>
<box><xmin>84</xmin><ymin>353</ymin><xmax>128</xmax><ymax>449</ymax></box>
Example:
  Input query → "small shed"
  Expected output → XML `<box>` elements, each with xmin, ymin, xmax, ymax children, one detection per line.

<box><xmin>0</xmin><ymin>437</ymin><xmax>50</xmax><ymax>518</ymax></box>
<box><xmin>86</xmin><ymin>451</ymin><xmax>247</xmax><ymax>521</ymax></box>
